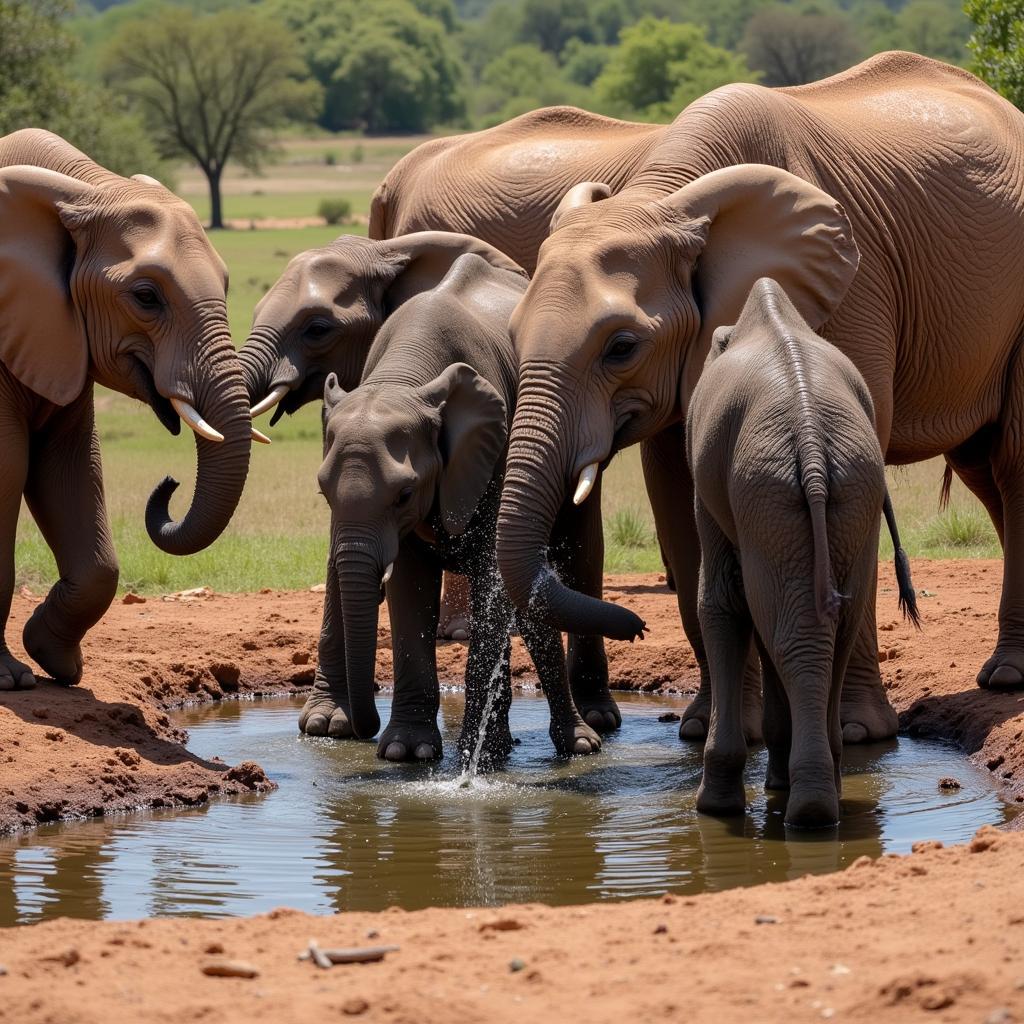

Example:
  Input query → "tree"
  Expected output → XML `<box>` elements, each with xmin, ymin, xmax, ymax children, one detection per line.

<box><xmin>966</xmin><ymin>0</ymin><xmax>1024</xmax><ymax>109</ymax></box>
<box><xmin>105</xmin><ymin>8</ymin><xmax>320</xmax><ymax>229</ymax></box>
<box><xmin>595</xmin><ymin>17</ymin><xmax>756</xmax><ymax>121</ymax></box>
<box><xmin>270</xmin><ymin>0</ymin><xmax>464</xmax><ymax>133</ymax></box>
<box><xmin>1</xmin><ymin>0</ymin><xmax>166</xmax><ymax>179</ymax></box>
<box><xmin>740</xmin><ymin>5</ymin><xmax>862</xmax><ymax>87</ymax></box>
<box><xmin>475</xmin><ymin>43</ymin><xmax>585</xmax><ymax>124</ymax></box>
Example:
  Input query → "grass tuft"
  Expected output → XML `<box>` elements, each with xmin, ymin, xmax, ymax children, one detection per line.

<box><xmin>922</xmin><ymin>506</ymin><xmax>997</xmax><ymax>551</ymax></box>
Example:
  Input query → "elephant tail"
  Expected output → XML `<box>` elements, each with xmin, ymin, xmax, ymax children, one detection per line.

<box><xmin>883</xmin><ymin>489</ymin><xmax>922</xmax><ymax>629</ymax></box>
<box><xmin>798</xmin><ymin>437</ymin><xmax>843</xmax><ymax>624</ymax></box>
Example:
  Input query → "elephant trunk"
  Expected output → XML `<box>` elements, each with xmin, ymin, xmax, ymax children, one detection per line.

<box><xmin>238</xmin><ymin>324</ymin><xmax>280</xmax><ymax>409</ymax></box>
<box><xmin>337</xmin><ymin>545</ymin><xmax>384</xmax><ymax>740</ymax></box>
<box><xmin>145</xmin><ymin>329</ymin><xmax>252</xmax><ymax>555</ymax></box>
<box><xmin>497</xmin><ymin>376</ymin><xmax>645</xmax><ymax>641</ymax></box>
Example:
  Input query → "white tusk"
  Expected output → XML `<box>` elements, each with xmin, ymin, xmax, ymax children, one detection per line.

<box><xmin>251</xmin><ymin>427</ymin><xmax>272</xmax><ymax>445</ymax></box>
<box><xmin>171</xmin><ymin>397</ymin><xmax>224</xmax><ymax>443</ymax></box>
<box><xmin>250</xmin><ymin>384</ymin><xmax>290</xmax><ymax>418</ymax></box>
<box><xmin>382</xmin><ymin>562</ymin><xmax>394</xmax><ymax>585</ymax></box>
<box><xmin>573</xmin><ymin>463</ymin><xmax>599</xmax><ymax>506</ymax></box>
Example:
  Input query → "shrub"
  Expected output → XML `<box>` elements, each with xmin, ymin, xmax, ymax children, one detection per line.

<box><xmin>324</xmin><ymin>150</ymin><xmax>337</xmax><ymax>166</ymax></box>
<box><xmin>924</xmin><ymin>506</ymin><xmax>995</xmax><ymax>549</ymax></box>
<box><xmin>350</xmin><ymin>143</ymin><xmax>365</xmax><ymax>164</ymax></box>
<box><xmin>318</xmin><ymin>197</ymin><xmax>352</xmax><ymax>225</ymax></box>
<box><xmin>608</xmin><ymin>506</ymin><xmax>651</xmax><ymax>549</ymax></box>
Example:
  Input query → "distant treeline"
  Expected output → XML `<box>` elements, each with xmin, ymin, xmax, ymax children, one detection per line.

<box><xmin>70</xmin><ymin>0</ymin><xmax>974</xmax><ymax>133</ymax></box>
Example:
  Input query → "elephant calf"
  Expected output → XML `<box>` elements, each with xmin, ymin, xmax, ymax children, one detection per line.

<box><xmin>687</xmin><ymin>278</ymin><xmax>919</xmax><ymax>828</ymax></box>
<box><xmin>306</xmin><ymin>252</ymin><xmax>602</xmax><ymax>764</ymax></box>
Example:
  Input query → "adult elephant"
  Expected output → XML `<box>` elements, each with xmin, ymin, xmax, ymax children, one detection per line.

<box><xmin>240</xmin><ymin>107</ymin><xmax>664</xmax><ymax>733</ymax></box>
<box><xmin>0</xmin><ymin>129</ymin><xmax>254</xmax><ymax>688</ymax></box>
<box><xmin>496</xmin><ymin>52</ymin><xmax>1024</xmax><ymax>744</ymax></box>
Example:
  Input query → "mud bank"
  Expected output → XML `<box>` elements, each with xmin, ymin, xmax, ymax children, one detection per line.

<box><xmin>2</xmin><ymin>560</ymin><xmax>1023</xmax><ymax>831</ymax></box>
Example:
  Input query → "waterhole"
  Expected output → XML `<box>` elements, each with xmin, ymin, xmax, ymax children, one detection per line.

<box><xmin>0</xmin><ymin>691</ymin><xmax>1012</xmax><ymax>924</ymax></box>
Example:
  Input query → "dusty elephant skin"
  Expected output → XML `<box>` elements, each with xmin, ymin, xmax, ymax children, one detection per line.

<box><xmin>0</xmin><ymin>129</ymin><xmax>253</xmax><ymax>692</ymax></box>
<box><xmin>310</xmin><ymin>254</ymin><xmax>601</xmax><ymax>762</ymax></box>
<box><xmin>494</xmin><ymin>52</ymin><xmax>1024</xmax><ymax>751</ymax></box>
<box><xmin>688</xmin><ymin>280</ymin><xmax>919</xmax><ymax>827</ymax></box>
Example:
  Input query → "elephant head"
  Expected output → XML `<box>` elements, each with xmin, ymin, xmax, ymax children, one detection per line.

<box><xmin>318</xmin><ymin>365</ymin><xmax>507</xmax><ymax>739</ymax></box>
<box><xmin>241</xmin><ymin>231</ymin><xmax>523</xmax><ymax>425</ymax></box>
<box><xmin>498</xmin><ymin>163</ymin><xmax>859</xmax><ymax>639</ymax></box>
<box><xmin>0</xmin><ymin>165</ymin><xmax>253</xmax><ymax>555</ymax></box>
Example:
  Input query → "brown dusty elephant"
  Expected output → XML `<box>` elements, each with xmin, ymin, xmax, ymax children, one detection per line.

<box><xmin>689</xmin><ymin>278</ymin><xmax>920</xmax><ymax>827</ymax></box>
<box><xmin>0</xmin><ymin>129</ymin><xmax>254</xmax><ymax>688</ymax></box>
<box><xmin>315</xmin><ymin>252</ymin><xmax>602</xmax><ymax>762</ymax></box>
<box><xmin>495</xmin><ymin>51</ymin><xmax>1024</xmax><ymax>746</ymax></box>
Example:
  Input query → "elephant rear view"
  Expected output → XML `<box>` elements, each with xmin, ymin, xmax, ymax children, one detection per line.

<box><xmin>687</xmin><ymin>279</ymin><xmax>919</xmax><ymax>828</ymax></box>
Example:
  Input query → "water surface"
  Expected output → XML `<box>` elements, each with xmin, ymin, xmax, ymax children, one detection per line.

<box><xmin>0</xmin><ymin>691</ymin><xmax>1011</xmax><ymax>924</ymax></box>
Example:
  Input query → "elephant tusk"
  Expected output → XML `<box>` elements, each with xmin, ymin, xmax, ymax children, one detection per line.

<box><xmin>573</xmin><ymin>463</ymin><xmax>599</xmax><ymax>506</ymax></box>
<box><xmin>250</xmin><ymin>384</ymin><xmax>290</xmax><ymax>418</ymax></box>
<box><xmin>171</xmin><ymin>397</ymin><xmax>224</xmax><ymax>443</ymax></box>
<box><xmin>382</xmin><ymin>562</ymin><xmax>394</xmax><ymax>585</ymax></box>
<box><xmin>251</xmin><ymin>427</ymin><xmax>272</xmax><ymax>445</ymax></box>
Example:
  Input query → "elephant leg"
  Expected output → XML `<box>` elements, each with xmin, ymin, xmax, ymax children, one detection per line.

<box><xmin>641</xmin><ymin>426</ymin><xmax>762</xmax><ymax>744</ymax></box>
<box><xmin>944</xmin><ymin>433</ymin><xmax>1004</xmax><ymax>544</ymax></box>
<box><xmin>458</xmin><ymin>564</ymin><xmax>514</xmax><ymax>769</ymax></box>
<box><xmin>517</xmin><ymin>609</ymin><xmax>601</xmax><ymax>758</ymax></box>
<box><xmin>976</xmin><ymin>362</ymin><xmax>1024</xmax><ymax>689</ymax></box>
<box><xmin>437</xmin><ymin>571</ymin><xmax>470</xmax><ymax>642</ymax></box>
<box><xmin>839</xmin><ymin>558</ymin><xmax>897</xmax><ymax>743</ymax></box>
<box><xmin>22</xmin><ymin>393</ymin><xmax>118</xmax><ymax>686</ymax></box>
<box><xmin>756</xmin><ymin>637</ymin><xmax>791</xmax><ymax>792</ymax></box>
<box><xmin>378</xmin><ymin>537</ymin><xmax>443</xmax><ymax>761</ymax></box>
<box><xmin>0</xmin><ymin>398</ymin><xmax>34</xmax><ymax>691</ymax></box>
<box><xmin>299</xmin><ymin>556</ymin><xmax>353</xmax><ymax>737</ymax></box>
<box><xmin>553</xmin><ymin>479</ymin><xmax>619</xmax><ymax>733</ymax></box>
<box><xmin>694</xmin><ymin>502</ymin><xmax>752</xmax><ymax>818</ymax></box>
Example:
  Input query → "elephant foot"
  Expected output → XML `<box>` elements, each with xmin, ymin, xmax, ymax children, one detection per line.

<box><xmin>976</xmin><ymin>646</ymin><xmax>1024</xmax><ymax>690</ymax></box>
<box><xmin>378</xmin><ymin>717</ymin><xmax>442</xmax><ymax>762</ymax></box>
<box><xmin>437</xmin><ymin>575</ymin><xmax>470</xmax><ymax>643</ymax></box>
<box><xmin>695</xmin><ymin>777</ymin><xmax>746</xmax><ymax>817</ymax></box>
<box><xmin>840</xmin><ymin>692</ymin><xmax>898</xmax><ymax>744</ymax></box>
<box><xmin>22</xmin><ymin>609</ymin><xmax>82</xmax><ymax>686</ymax></box>
<box><xmin>0</xmin><ymin>648</ymin><xmax>36</xmax><ymax>691</ymax></box>
<box><xmin>784</xmin><ymin>787</ymin><xmax>839</xmax><ymax>829</ymax></box>
<box><xmin>298</xmin><ymin>689</ymin><xmax>354</xmax><ymax>738</ymax></box>
<box><xmin>680</xmin><ymin>692</ymin><xmax>763</xmax><ymax>745</ymax></box>
<box><xmin>458</xmin><ymin>715</ymin><xmax>513</xmax><ymax>771</ymax></box>
<box><xmin>549</xmin><ymin>716</ymin><xmax>602</xmax><ymax>758</ymax></box>
<box><xmin>764</xmin><ymin>760</ymin><xmax>790</xmax><ymax>792</ymax></box>
<box><xmin>573</xmin><ymin>693</ymin><xmax>620</xmax><ymax>733</ymax></box>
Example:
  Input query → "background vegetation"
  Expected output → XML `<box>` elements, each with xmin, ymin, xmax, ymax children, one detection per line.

<box><xmin>1</xmin><ymin>0</ymin><xmax>1018</xmax><ymax>592</ymax></box>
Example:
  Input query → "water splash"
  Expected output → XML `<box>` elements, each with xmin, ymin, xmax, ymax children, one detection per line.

<box><xmin>458</xmin><ymin>644</ymin><xmax>510</xmax><ymax>787</ymax></box>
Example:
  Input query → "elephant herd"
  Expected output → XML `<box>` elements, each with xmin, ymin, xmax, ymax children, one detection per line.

<box><xmin>3</xmin><ymin>50</ymin><xmax>1024</xmax><ymax>827</ymax></box>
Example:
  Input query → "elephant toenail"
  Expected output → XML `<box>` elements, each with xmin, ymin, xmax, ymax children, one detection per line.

<box><xmin>679</xmin><ymin>718</ymin><xmax>706</xmax><ymax>741</ymax></box>
<box><xmin>303</xmin><ymin>715</ymin><xmax>328</xmax><ymax>736</ymax></box>
<box><xmin>989</xmin><ymin>665</ymin><xmax>1024</xmax><ymax>689</ymax></box>
<box><xmin>385</xmin><ymin>742</ymin><xmax>407</xmax><ymax>761</ymax></box>
<box><xmin>414</xmin><ymin>743</ymin><xmax>435</xmax><ymax>760</ymax></box>
<box><xmin>451</xmin><ymin>628</ymin><xmax>469</xmax><ymax>642</ymax></box>
<box><xmin>842</xmin><ymin>722</ymin><xmax>868</xmax><ymax>744</ymax></box>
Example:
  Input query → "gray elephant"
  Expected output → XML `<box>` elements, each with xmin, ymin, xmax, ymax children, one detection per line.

<box><xmin>0</xmin><ymin>129</ymin><xmax>255</xmax><ymax>689</ymax></box>
<box><xmin>311</xmin><ymin>252</ymin><xmax>602</xmax><ymax>762</ymax></box>
<box><xmin>688</xmin><ymin>279</ymin><xmax>919</xmax><ymax>827</ymax></box>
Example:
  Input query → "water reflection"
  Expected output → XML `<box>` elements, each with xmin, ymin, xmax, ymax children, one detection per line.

<box><xmin>0</xmin><ymin>692</ymin><xmax>1012</xmax><ymax>924</ymax></box>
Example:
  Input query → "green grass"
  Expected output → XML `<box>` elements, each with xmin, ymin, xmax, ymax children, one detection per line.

<box><xmin>186</xmin><ymin>189</ymin><xmax>377</xmax><ymax>226</ymax></box>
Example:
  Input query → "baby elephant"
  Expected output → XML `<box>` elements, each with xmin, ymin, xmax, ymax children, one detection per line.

<box><xmin>308</xmin><ymin>252</ymin><xmax>602</xmax><ymax>765</ymax></box>
<box><xmin>687</xmin><ymin>278</ymin><xmax>919</xmax><ymax>828</ymax></box>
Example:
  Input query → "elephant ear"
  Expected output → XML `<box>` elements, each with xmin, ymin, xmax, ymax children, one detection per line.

<box><xmin>0</xmin><ymin>166</ymin><xmax>95</xmax><ymax>406</ymax></box>
<box><xmin>374</xmin><ymin>232</ymin><xmax>527</xmax><ymax>315</ymax></box>
<box><xmin>549</xmin><ymin>181</ymin><xmax>612</xmax><ymax>233</ymax></box>
<box><xmin>418</xmin><ymin>363</ymin><xmax>507</xmax><ymax>536</ymax></box>
<box><xmin>664</xmin><ymin>164</ymin><xmax>859</xmax><ymax>345</ymax></box>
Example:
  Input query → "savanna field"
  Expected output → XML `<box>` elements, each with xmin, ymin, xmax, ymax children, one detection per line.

<box><xmin>8</xmin><ymin>1</ymin><xmax>1024</xmax><ymax>1021</ymax></box>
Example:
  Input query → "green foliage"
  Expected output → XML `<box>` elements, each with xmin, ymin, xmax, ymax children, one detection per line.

<box><xmin>561</xmin><ymin>38</ymin><xmax>614</xmax><ymax>85</ymax></box>
<box><xmin>104</xmin><ymin>7</ymin><xmax>321</xmax><ymax>227</ymax></box>
<box><xmin>0</xmin><ymin>0</ymin><xmax>168</xmax><ymax>179</ymax></box>
<box><xmin>318</xmin><ymin>197</ymin><xmax>352</xmax><ymax>224</ymax></box>
<box><xmin>595</xmin><ymin>17</ymin><xmax>757</xmax><ymax>119</ymax></box>
<box><xmin>966</xmin><ymin>0</ymin><xmax>1024</xmax><ymax>108</ymax></box>
<box><xmin>269</xmin><ymin>0</ymin><xmax>465</xmax><ymax>133</ymax></box>
<box><xmin>609</xmin><ymin>507</ymin><xmax>652</xmax><ymax>549</ymax></box>
<box><xmin>924</xmin><ymin>506</ymin><xmax>997</xmax><ymax>549</ymax></box>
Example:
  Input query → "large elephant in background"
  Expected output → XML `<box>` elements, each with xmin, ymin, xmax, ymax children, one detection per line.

<box><xmin>0</xmin><ymin>129</ymin><xmax>254</xmax><ymax>688</ymax></box>
<box><xmin>239</xmin><ymin>107</ymin><xmax>665</xmax><ymax>733</ymax></box>
<box><xmin>496</xmin><ymin>51</ymin><xmax>1024</xmax><ymax>744</ymax></box>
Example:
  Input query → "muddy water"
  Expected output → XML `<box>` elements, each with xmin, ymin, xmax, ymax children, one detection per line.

<box><xmin>0</xmin><ymin>692</ymin><xmax>1013</xmax><ymax>924</ymax></box>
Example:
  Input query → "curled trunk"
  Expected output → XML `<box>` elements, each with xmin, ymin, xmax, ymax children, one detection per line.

<box><xmin>145</xmin><ymin>335</ymin><xmax>252</xmax><ymax>555</ymax></box>
<box><xmin>237</xmin><ymin>325</ymin><xmax>279</xmax><ymax>409</ymax></box>
<box><xmin>497</xmin><ymin>380</ymin><xmax>644</xmax><ymax>641</ymax></box>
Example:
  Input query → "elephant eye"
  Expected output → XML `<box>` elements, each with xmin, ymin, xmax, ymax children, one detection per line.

<box><xmin>395</xmin><ymin>487</ymin><xmax>414</xmax><ymax>508</ymax></box>
<box><xmin>604</xmin><ymin>333</ymin><xmax>639</xmax><ymax>364</ymax></box>
<box><xmin>304</xmin><ymin>319</ymin><xmax>333</xmax><ymax>341</ymax></box>
<box><xmin>132</xmin><ymin>284</ymin><xmax>162</xmax><ymax>311</ymax></box>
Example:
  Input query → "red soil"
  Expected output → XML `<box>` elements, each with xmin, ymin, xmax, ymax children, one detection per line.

<box><xmin>2</xmin><ymin>561</ymin><xmax>1024</xmax><ymax>1022</ymax></box>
